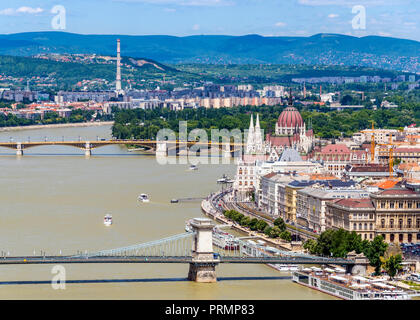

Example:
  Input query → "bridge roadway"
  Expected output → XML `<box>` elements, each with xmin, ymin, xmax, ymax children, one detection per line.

<box><xmin>0</xmin><ymin>255</ymin><xmax>354</xmax><ymax>265</ymax></box>
<box><xmin>0</xmin><ymin>139</ymin><xmax>245</xmax><ymax>150</ymax></box>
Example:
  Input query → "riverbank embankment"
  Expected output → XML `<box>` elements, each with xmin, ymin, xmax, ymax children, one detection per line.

<box><xmin>0</xmin><ymin>121</ymin><xmax>114</xmax><ymax>132</ymax></box>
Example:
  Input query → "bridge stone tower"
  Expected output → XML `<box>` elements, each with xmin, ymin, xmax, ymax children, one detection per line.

<box><xmin>84</xmin><ymin>142</ymin><xmax>92</xmax><ymax>157</ymax></box>
<box><xmin>16</xmin><ymin>142</ymin><xmax>23</xmax><ymax>156</ymax></box>
<box><xmin>188</xmin><ymin>217</ymin><xmax>218</xmax><ymax>283</ymax></box>
<box><xmin>346</xmin><ymin>251</ymin><xmax>369</xmax><ymax>276</ymax></box>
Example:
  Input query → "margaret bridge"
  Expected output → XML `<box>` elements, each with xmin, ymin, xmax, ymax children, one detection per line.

<box><xmin>0</xmin><ymin>139</ymin><xmax>245</xmax><ymax>157</ymax></box>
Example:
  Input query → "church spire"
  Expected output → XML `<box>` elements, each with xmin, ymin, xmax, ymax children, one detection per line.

<box><xmin>288</xmin><ymin>88</ymin><xmax>293</xmax><ymax>106</ymax></box>
<box><xmin>254</xmin><ymin>113</ymin><xmax>263</xmax><ymax>153</ymax></box>
<box><xmin>246</xmin><ymin>114</ymin><xmax>255</xmax><ymax>154</ymax></box>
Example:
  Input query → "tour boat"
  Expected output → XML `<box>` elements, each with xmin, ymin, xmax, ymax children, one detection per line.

<box><xmin>217</xmin><ymin>174</ymin><xmax>228</xmax><ymax>183</ymax></box>
<box><xmin>212</xmin><ymin>227</ymin><xmax>240</xmax><ymax>250</ymax></box>
<box><xmin>292</xmin><ymin>269</ymin><xmax>413</xmax><ymax>300</ymax></box>
<box><xmin>138</xmin><ymin>194</ymin><xmax>150</xmax><ymax>202</ymax></box>
<box><xmin>189</xmin><ymin>164</ymin><xmax>198</xmax><ymax>170</ymax></box>
<box><xmin>270</xmin><ymin>264</ymin><xmax>300</xmax><ymax>272</ymax></box>
<box><xmin>170</xmin><ymin>199</ymin><xmax>179</xmax><ymax>203</ymax></box>
<box><xmin>104</xmin><ymin>214</ymin><xmax>112</xmax><ymax>226</ymax></box>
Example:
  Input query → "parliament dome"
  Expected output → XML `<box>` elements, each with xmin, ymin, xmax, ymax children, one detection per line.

<box><xmin>277</xmin><ymin>107</ymin><xmax>304</xmax><ymax>128</ymax></box>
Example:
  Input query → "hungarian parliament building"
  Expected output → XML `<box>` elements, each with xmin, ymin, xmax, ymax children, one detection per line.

<box><xmin>233</xmin><ymin>101</ymin><xmax>315</xmax><ymax>199</ymax></box>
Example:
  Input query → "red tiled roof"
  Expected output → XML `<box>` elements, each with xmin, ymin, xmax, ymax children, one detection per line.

<box><xmin>334</xmin><ymin>198</ymin><xmax>374</xmax><ymax>208</ymax></box>
<box><xmin>378</xmin><ymin>188</ymin><xmax>417</xmax><ymax>195</ymax></box>
<box><xmin>349</xmin><ymin>164</ymin><xmax>388</xmax><ymax>172</ymax></box>
<box><xmin>264</xmin><ymin>172</ymin><xmax>277</xmax><ymax>179</ymax></box>
<box><xmin>320</xmin><ymin>144</ymin><xmax>350</xmax><ymax>154</ymax></box>
<box><xmin>394</xmin><ymin>148</ymin><xmax>420</xmax><ymax>153</ymax></box>
<box><xmin>375</xmin><ymin>180</ymin><xmax>399</xmax><ymax>189</ymax></box>
<box><xmin>265</xmin><ymin>134</ymin><xmax>299</xmax><ymax>147</ymax></box>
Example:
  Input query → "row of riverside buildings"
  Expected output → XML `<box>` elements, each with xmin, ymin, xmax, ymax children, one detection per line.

<box><xmin>232</xmin><ymin>100</ymin><xmax>420</xmax><ymax>244</ymax></box>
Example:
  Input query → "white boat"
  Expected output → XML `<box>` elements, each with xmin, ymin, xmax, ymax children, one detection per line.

<box><xmin>138</xmin><ymin>194</ymin><xmax>150</xmax><ymax>202</ymax></box>
<box><xmin>271</xmin><ymin>264</ymin><xmax>300</xmax><ymax>272</ymax></box>
<box><xmin>189</xmin><ymin>165</ymin><xmax>198</xmax><ymax>170</ymax></box>
<box><xmin>212</xmin><ymin>227</ymin><xmax>239</xmax><ymax>250</ymax></box>
<box><xmin>217</xmin><ymin>174</ymin><xmax>228</xmax><ymax>183</ymax></box>
<box><xmin>104</xmin><ymin>214</ymin><xmax>112</xmax><ymax>226</ymax></box>
<box><xmin>128</xmin><ymin>147</ymin><xmax>145</xmax><ymax>152</ymax></box>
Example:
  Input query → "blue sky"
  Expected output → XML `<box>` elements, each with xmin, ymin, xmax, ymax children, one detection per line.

<box><xmin>0</xmin><ymin>0</ymin><xmax>418</xmax><ymax>41</ymax></box>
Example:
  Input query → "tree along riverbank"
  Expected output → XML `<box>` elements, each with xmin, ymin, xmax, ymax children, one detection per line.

<box><xmin>0</xmin><ymin>121</ymin><xmax>114</xmax><ymax>132</ymax></box>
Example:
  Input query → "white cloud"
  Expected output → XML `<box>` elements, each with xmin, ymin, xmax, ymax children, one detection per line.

<box><xmin>0</xmin><ymin>6</ymin><xmax>44</xmax><ymax>15</ymax></box>
<box><xmin>328</xmin><ymin>13</ymin><xmax>339</xmax><ymax>18</ymax></box>
<box><xmin>16</xmin><ymin>6</ymin><xmax>43</xmax><ymax>14</ymax></box>
<box><xmin>0</xmin><ymin>8</ymin><xmax>15</xmax><ymax>15</ymax></box>
<box><xmin>114</xmin><ymin>0</ymin><xmax>232</xmax><ymax>6</ymax></box>
<box><xmin>275</xmin><ymin>22</ymin><xmax>286</xmax><ymax>27</ymax></box>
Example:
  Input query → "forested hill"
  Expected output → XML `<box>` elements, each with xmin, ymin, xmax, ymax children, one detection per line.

<box><xmin>0</xmin><ymin>32</ymin><xmax>418</xmax><ymax>72</ymax></box>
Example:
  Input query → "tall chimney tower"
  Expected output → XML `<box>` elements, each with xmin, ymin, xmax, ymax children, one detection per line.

<box><xmin>116</xmin><ymin>39</ymin><xmax>123</xmax><ymax>94</ymax></box>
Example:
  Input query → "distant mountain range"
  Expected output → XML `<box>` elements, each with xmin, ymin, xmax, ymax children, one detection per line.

<box><xmin>0</xmin><ymin>32</ymin><xmax>419</xmax><ymax>72</ymax></box>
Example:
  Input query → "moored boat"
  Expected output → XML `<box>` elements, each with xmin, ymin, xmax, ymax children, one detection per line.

<box><xmin>104</xmin><ymin>214</ymin><xmax>112</xmax><ymax>226</ymax></box>
<box><xmin>138</xmin><ymin>193</ymin><xmax>150</xmax><ymax>202</ymax></box>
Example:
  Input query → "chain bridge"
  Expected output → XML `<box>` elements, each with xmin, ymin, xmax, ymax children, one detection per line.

<box><xmin>0</xmin><ymin>218</ymin><xmax>368</xmax><ymax>282</ymax></box>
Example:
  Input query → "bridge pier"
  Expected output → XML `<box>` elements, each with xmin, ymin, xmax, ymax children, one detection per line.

<box><xmin>84</xmin><ymin>142</ymin><xmax>91</xmax><ymax>157</ymax></box>
<box><xmin>188</xmin><ymin>218</ymin><xmax>218</xmax><ymax>283</ymax></box>
<box><xmin>345</xmin><ymin>251</ymin><xmax>369</xmax><ymax>276</ymax></box>
<box><xmin>156</xmin><ymin>142</ymin><xmax>168</xmax><ymax>157</ymax></box>
<box><xmin>16</xmin><ymin>143</ymin><xmax>23</xmax><ymax>156</ymax></box>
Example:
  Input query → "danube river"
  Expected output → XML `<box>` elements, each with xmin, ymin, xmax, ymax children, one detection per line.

<box><xmin>0</xmin><ymin>124</ymin><xmax>333</xmax><ymax>299</ymax></box>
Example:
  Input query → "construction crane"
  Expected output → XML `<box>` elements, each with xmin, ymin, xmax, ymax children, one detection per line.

<box><xmin>376</xmin><ymin>134</ymin><xmax>395</xmax><ymax>178</ymax></box>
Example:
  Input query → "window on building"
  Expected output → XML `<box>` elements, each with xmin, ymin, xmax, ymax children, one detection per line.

<box><xmin>364</xmin><ymin>234</ymin><xmax>367</xmax><ymax>240</ymax></box>
<box><xmin>370</xmin><ymin>223</ymin><xmax>373</xmax><ymax>230</ymax></box>
<box><xmin>417</xmin><ymin>202</ymin><xmax>420</xmax><ymax>209</ymax></box>
<box><xmin>417</xmin><ymin>219</ymin><xmax>420</xmax><ymax>229</ymax></box>
<box><xmin>390</xmin><ymin>202</ymin><xmax>395</xmax><ymax>209</ymax></box>
<box><xmin>399</xmin><ymin>219</ymin><xmax>403</xmax><ymax>229</ymax></box>
<box><xmin>417</xmin><ymin>233</ymin><xmax>420</xmax><ymax>241</ymax></box>
<box><xmin>399</xmin><ymin>202</ymin><xmax>403</xmax><ymax>209</ymax></box>
<box><xmin>408</xmin><ymin>202</ymin><xmax>412</xmax><ymax>209</ymax></box>
<box><xmin>399</xmin><ymin>234</ymin><xmax>404</xmax><ymax>242</ymax></box>
<box><xmin>381</xmin><ymin>219</ymin><xmax>385</xmax><ymax>228</ymax></box>
<box><xmin>381</xmin><ymin>202</ymin><xmax>385</xmax><ymax>209</ymax></box>
<box><xmin>390</xmin><ymin>234</ymin><xmax>395</xmax><ymax>242</ymax></box>
<box><xmin>408</xmin><ymin>234</ymin><xmax>412</xmax><ymax>243</ymax></box>
<box><xmin>364</xmin><ymin>223</ymin><xmax>367</xmax><ymax>230</ymax></box>
<box><xmin>359</xmin><ymin>223</ymin><xmax>362</xmax><ymax>230</ymax></box>
<box><xmin>370</xmin><ymin>234</ymin><xmax>373</xmax><ymax>239</ymax></box>
<box><xmin>390</xmin><ymin>219</ymin><xmax>394</xmax><ymax>228</ymax></box>
<box><xmin>353</xmin><ymin>223</ymin><xmax>357</xmax><ymax>230</ymax></box>
<box><xmin>408</xmin><ymin>218</ymin><xmax>412</xmax><ymax>228</ymax></box>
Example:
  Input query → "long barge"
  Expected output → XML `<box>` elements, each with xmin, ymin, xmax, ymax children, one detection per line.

<box><xmin>292</xmin><ymin>268</ymin><xmax>412</xmax><ymax>300</ymax></box>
